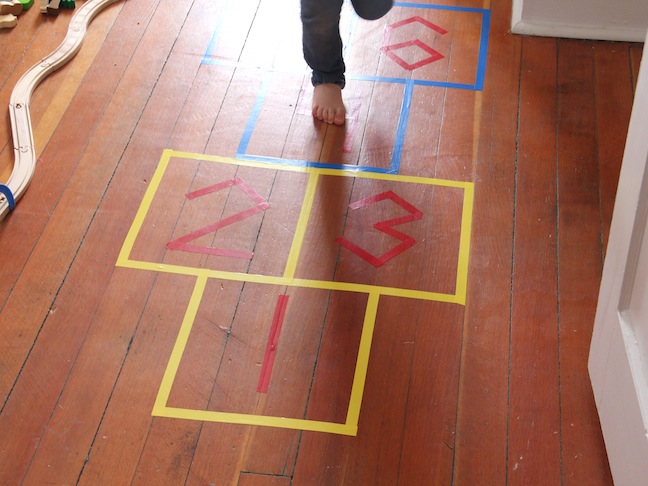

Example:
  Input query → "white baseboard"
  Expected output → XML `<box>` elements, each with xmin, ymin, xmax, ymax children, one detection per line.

<box><xmin>511</xmin><ymin>20</ymin><xmax>647</xmax><ymax>42</ymax></box>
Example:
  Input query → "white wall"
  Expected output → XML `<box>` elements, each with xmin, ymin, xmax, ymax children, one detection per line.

<box><xmin>511</xmin><ymin>0</ymin><xmax>648</xmax><ymax>42</ymax></box>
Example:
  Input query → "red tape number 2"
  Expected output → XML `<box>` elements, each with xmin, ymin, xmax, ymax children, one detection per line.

<box><xmin>166</xmin><ymin>178</ymin><xmax>270</xmax><ymax>259</ymax></box>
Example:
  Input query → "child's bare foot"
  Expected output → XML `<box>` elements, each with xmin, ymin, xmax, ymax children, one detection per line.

<box><xmin>312</xmin><ymin>84</ymin><xmax>346</xmax><ymax>125</ymax></box>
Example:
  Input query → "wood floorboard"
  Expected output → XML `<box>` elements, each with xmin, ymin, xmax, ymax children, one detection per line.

<box><xmin>452</xmin><ymin>0</ymin><xmax>519</xmax><ymax>482</ymax></box>
<box><xmin>238</xmin><ymin>473</ymin><xmax>292</xmax><ymax>486</ymax></box>
<box><xmin>397</xmin><ymin>301</ymin><xmax>463</xmax><ymax>485</ymax></box>
<box><xmin>630</xmin><ymin>44</ymin><xmax>643</xmax><ymax>86</ymax></box>
<box><xmin>0</xmin><ymin>0</ymin><xmax>641</xmax><ymax>484</ymax></box>
<box><xmin>239</xmin><ymin>291</ymin><xmax>328</xmax><ymax>476</ymax></box>
<box><xmin>205</xmin><ymin>69</ymin><xmax>267</xmax><ymax>158</ymax></box>
<box><xmin>509</xmin><ymin>35</ymin><xmax>561</xmax><ymax>485</ymax></box>
<box><xmin>0</xmin><ymin>0</ymin><xmax>136</xmax><ymax>408</ymax></box>
<box><xmin>595</xmin><ymin>42</ymin><xmax>636</xmax><ymax>255</ymax></box>
<box><xmin>3</xmin><ymin>0</ymin><xmax>206</xmax><ymax>481</ymax></box>
<box><xmin>556</xmin><ymin>39</ymin><xmax>612</xmax><ymax>486</ymax></box>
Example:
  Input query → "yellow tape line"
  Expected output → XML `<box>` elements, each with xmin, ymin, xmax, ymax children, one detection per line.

<box><xmin>155</xmin><ymin>407</ymin><xmax>356</xmax><ymax>436</ymax></box>
<box><xmin>117</xmin><ymin>149</ymin><xmax>172</xmax><ymax>267</ymax></box>
<box><xmin>284</xmin><ymin>171</ymin><xmax>319</xmax><ymax>280</ymax></box>
<box><xmin>118</xmin><ymin>258</ymin><xmax>462</xmax><ymax>304</ymax></box>
<box><xmin>153</xmin><ymin>271</ymin><xmax>209</xmax><ymax>414</ymax></box>
<box><xmin>345</xmin><ymin>291</ymin><xmax>380</xmax><ymax>431</ymax></box>
<box><xmin>167</xmin><ymin>149</ymin><xmax>473</xmax><ymax>189</ymax></box>
<box><xmin>455</xmin><ymin>183</ymin><xmax>475</xmax><ymax>305</ymax></box>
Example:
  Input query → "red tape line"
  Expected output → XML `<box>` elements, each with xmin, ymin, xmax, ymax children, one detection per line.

<box><xmin>257</xmin><ymin>294</ymin><xmax>289</xmax><ymax>393</ymax></box>
<box><xmin>166</xmin><ymin>178</ymin><xmax>270</xmax><ymax>259</ymax></box>
<box><xmin>336</xmin><ymin>190</ymin><xmax>423</xmax><ymax>267</ymax></box>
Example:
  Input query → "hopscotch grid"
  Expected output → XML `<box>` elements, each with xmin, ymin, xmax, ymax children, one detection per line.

<box><xmin>120</xmin><ymin>0</ymin><xmax>488</xmax><ymax>434</ymax></box>
<box><xmin>116</xmin><ymin>150</ymin><xmax>473</xmax><ymax>434</ymax></box>
<box><xmin>201</xmin><ymin>3</ymin><xmax>489</xmax><ymax>172</ymax></box>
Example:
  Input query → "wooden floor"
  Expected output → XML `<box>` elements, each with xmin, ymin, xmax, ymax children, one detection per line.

<box><xmin>0</xmin><ymin>0</ymin><xmax>643</xmax><ymax>484</ymax></box>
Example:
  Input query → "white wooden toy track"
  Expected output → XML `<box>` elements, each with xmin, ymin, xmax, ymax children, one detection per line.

<box><xmin>0</xmin><ymin>0</ymin><xmax>122</xmax><ymax>221</ymax></box>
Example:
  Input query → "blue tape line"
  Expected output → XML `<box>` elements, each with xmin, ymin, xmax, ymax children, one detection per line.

<box><xmin>236</xmin><ymin>153</ymin><xmax>393</xmax><ymax>174</ymax></box>
<box><xmin>201</xmin><ymin>0</ymin><xmax>234</xmax><ymax>64</ymax></box>
<box><xmin>0</xmin><ymin>184</ymin><xmax>16</xmax><ymax>211</ymax></box>
<box><xmin>348</xmin><ymin>74</ymin><xmax>479</xmax><ymax>90</ymax></box>
<box><xmin>475</xmin><ymin>10</ymin><xmax>491</xmax><ymax>91</ymax></box>
<box><xmin>394</xmin><ymin>2</ymin><xmax>489</xmax><ymax>14</ymax></box>
<box><xmin>202</xmin><ymin>21</ymin><xmax>222</xmax><ymax>63</ymax></box>
<box><xmin>237</xmin><ymin>73</ymin><xmax>272</xmax><ymax>156</ymax></box>
<box><xmin>202</xmin><ymin>62</ymin><xmax>481</xmax><ymax>90</ymax></box>
<box><xmin>391</xmin><ymin>80</ymin><xmax>414</xmax><ymax>174</ymax></box>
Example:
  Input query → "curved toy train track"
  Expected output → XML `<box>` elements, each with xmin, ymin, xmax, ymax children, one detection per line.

<box><xmin>0</xmin><ymin>0</ymin><xmax>122</xmax><ymax>221</ymax></box>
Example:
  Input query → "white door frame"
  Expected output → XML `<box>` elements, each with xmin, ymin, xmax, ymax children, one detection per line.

<box><xmin>589</xmin><ymin>31</ymin><xmax>648</xmax><ymax>485</ymax></box>
<box><xmin>510</xmin><ymin>0</ymin><xmax>648</xmax><ymax>42</ymax></box>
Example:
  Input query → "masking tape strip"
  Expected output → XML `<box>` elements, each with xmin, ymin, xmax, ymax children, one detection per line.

<box><xmin>164</xmin><ymin>150</ymin><xmax>474</xmax><ymax>188</ymax></box>
<box><xmin>454</xmin><ymin>182</ymin><xmax>474</xmax><ymax>305</ymax></box>
<box><xmin>283</xmin><ymin>171</ymin><xmax>319</xmax><ymax>280</ymax></box>
<box><xmin>154</xmin><ymin>406</ymin><xmax>356</xmax><ymax>435</ymax></box>
<box><xmin>118</xmin><ymin>258</ymin><xmax>463</xmax><ymax>304</ymax></box>
<box><xmin>117</xmin><ymin>149</ymin><xmax>173</xmax><ymax>266</ymax></box>
<box><xmin>167</xmin><ymin>176</ymin><xmax>270</xmax><ymax>258</ymax></box>
<box><xmin>257</xmin><ymin>294</ymin><xmax>289</xmax><ymax>393</ymax></box>
<box><xmin>153</xmin><ymin>272</ymin><xmax>209</xmax><ymax>414</ymax></box>
<box><xmin>345</xmin><ymin>291</ymin><xmax>380</xmax><ymax>431</ymax></box>
<box><xmin>166</xmin><ymin>204</ymin><xmax>268</xmax><ymax>258</ymax></box>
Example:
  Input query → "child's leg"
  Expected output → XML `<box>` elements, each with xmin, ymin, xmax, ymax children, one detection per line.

<box><xmin>300</xmin><ymin>0</ymin><xmax>393</xmax><ymax>126</ymax></box>
<box><xmin>301</xmin><ymin>0</ymin><xmax>345</xmax><ymax>88</ymax></box>
<box><xmin>301</xmin><ymin>0</ymin><xmax>347</xmax><ymax>125</ymax></box>
<box><xmin>350</xmin><ymin>0</ymin><xmax>393</xmax><ymax>20</ymax></box>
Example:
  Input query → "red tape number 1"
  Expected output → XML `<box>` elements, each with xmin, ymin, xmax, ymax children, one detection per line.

<box><xmin>257</xmin><ymin>294</ymin><xmax>289</xmax><ymax>393</ymax></box>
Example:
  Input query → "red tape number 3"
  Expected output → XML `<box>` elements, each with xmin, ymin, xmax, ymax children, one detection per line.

<box><xmin>336</xmin><ymin>190</ymin><xmax>423</xmax><ymax>267</ymax></box>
